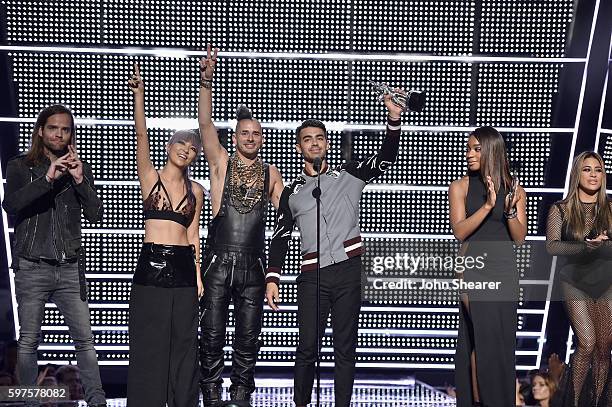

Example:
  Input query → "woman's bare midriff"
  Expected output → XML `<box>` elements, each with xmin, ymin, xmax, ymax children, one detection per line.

<box><xmin>143</xmin><ymin>219</ymin><xmax>191</xmax><ymax>246</ymax></box>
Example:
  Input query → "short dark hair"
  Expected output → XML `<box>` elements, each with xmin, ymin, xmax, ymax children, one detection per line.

<box><xmin>235</xmin><ymin>104</ymin><xmax>261</xmax><ymax>133</ymax></box>
<box><xmin>296</xmin><ymin>119</ymin><xmax>326</xmax><ymax>143</ymax></box>
<box><xmin>236</xmin><ymin>104</ymin><xmax>253</xmax><ymax>121</ymax></box>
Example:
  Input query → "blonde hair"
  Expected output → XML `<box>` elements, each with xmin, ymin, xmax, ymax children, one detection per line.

<box><xmin>561</xmin><ymin>151</ymin><xmax>611</xmax><ymax>240</ymax></box>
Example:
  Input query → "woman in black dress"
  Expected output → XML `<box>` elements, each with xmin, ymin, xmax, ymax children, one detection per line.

<box><xmin>449</xmin><ymin>126</ymin><xmax>527</xmax><ymax>406</ymax></box>
<box><xmin>546</xmin><ymin>151</ymin><xmax>612</xmax><ymax>407</ymax></box>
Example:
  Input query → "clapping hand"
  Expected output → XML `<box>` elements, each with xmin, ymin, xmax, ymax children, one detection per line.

<box><xmin>586</xmin><ymin>231</ymin><xmax>608</xmax><ymax>251</ymax></box>
<box><xmin>504</xmin><ymin>178</ymin><xmax>520</xmax><ymax>213</ymax></box>
<box><xmin>485</xmin><ymin>175</ymin><xmax>496</xmax><ymax>210</ymax></box>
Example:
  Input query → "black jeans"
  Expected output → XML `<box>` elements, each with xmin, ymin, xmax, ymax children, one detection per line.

<box><xmin>294</xmin><ymin>256</ymin><xmax>362</xmax><ymax>407</ymax></box>
<box><xmin>127</xmin><ymin>243</ymin><xmax>199</xmax><ymax>407</ymax></box>
<box><xmin>198</xmin><ymin>248</ymin><xmax>265</xmax><ymax>399</ymax></box>
<box><xmin>14</xmin><ymin>258</ymin><xmax>106</xmax><ymax>406</ymax></box>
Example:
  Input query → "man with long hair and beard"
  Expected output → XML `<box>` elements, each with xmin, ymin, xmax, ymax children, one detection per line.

<box><xmin>448</xmin><ymin>126</ymin><xmax>527</xmax><ymax>407</ymax></box>
<box><xmin>197</xmin><ymin>46</ymin><xmax>285</xmax><ymax>406</ymax></box>
<box><xmin>546</xmin><ymin>151</ymin><xmax>612</xmax><ymax>407</ymax></box>
<box><xmin>265</xmin><ymin>91</ymin><xmax>405</xmax><ymax>407</ymax></box>
<box><xmin>2</xmin><ymin>104</ymin><xmax>106</xmax><ymax>406</ymax></box>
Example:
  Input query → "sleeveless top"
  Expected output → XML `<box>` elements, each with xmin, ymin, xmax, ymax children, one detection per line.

<box><xmin>143</xmin><ymin>172</ymin><xmax>196</xmax><ymax>228</ymax></box>
<box><xmin>205</xmin><ymin>160</ymin><xmax>270</xmax><ymax>253</ymax></box>
<box><xmin>465</xmin><ymin>171</ymin><xmax>512</xmax><ymax>242</ymax></box>
<box><xmin>463</xmin><ymin>171</ymin><xmax>517</xmax><ymax>300</ymax></box>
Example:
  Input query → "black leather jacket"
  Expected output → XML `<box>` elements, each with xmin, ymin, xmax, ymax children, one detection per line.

<box><xmin>2</xmin><ymin>154</ymin><xmax>103</xmax><ymax>268</ymax></box>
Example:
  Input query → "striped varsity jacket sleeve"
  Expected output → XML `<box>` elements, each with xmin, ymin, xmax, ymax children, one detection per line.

<box><xmin>340</xmin><ymin>116</ymin><xmax>401</xmax><ymax>183</ymax></box>
<box><xmin>265</xmin><ymin>186</ymin><xmax>295</xmax><ymax>285</ymax></box>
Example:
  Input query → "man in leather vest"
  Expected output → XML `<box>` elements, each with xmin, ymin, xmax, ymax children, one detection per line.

<box><xmin>197</xmin><ymin>46</ymin><xmax>284</xmax><ymax>405</ymax></box>
<box><xmin>2</xmin><ymin>104</ymin><xmax>106</xmax><ymax>407</ymax></box>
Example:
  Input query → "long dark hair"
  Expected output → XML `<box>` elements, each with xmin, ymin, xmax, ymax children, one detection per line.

<box><xmin>167</xmin><ymin>129</ymin><xmax>202</xmax><ymax>205</ymax></box>
<box><xmin>25</xmin><ymin>105</ymin><xmax>76</xmax><ymax>166</ymax></box>
<box><xmin>562</xmin><ymin>151</ymin><xmax>612</xmax><ymax>240</ymax></box>
<box><xmin>470</xmin><ymin>126</ymin><xmax>512</xmax><ymax>193</ymax></box>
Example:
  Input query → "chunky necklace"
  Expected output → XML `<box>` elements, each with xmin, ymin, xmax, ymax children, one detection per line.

<box><xmin>229</xmin><ymin>154</ymin><xmax>264</xmax><ymax>213</ymax></box>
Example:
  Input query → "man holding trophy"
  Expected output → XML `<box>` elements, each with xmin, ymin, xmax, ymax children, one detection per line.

<box><xmin>265</xmin><ymin>85</ymin><xmax>423</xmax><ymax>406</ymax></box>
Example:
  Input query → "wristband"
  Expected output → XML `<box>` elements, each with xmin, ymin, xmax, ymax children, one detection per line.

<box><xmin>200</xmin><ymin>78</ymin><xmax>213</xmax><ymax>89</ymax></box>
<box><xmin>504</xmin><ymin>207</ymin><xmax>517</xmax><ymax>219</ymax></box>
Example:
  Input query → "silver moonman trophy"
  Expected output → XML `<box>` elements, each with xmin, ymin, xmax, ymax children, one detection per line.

<box><xmin>370</xmin><ymin>81</ymin><xmax>426</xmax><ymax>112</ymax></box>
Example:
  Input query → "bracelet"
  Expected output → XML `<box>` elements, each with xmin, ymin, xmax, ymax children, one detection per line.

<box><xmin>200</xmin><ymin>78</ymin><xmax>213</xmax><ymax>89</ymax></box>
<box><xmin>504</xmin><ymin>207</ymin><xmax>518</xmax><ymax>219</ymax></box>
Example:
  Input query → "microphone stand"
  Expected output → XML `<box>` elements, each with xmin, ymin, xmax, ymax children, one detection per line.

<box><xmin>311</xmin><ymin>158</ymin><xmax>322</xmax><ymax>407</ymax></box>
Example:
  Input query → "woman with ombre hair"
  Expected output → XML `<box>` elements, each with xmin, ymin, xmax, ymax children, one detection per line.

<box><xmin>546</xmin><ymin>151</ymin><xmax>612</xmax><ymax>407</ymax></box>
<box><xmin>449</xmin><ymin>126</ymin><xmax>527</xmax><ymax>407</ymax></box>
<box><xmin>126</xmin><ymin>63</ymin><xmax>206</xmax><ymax>406</ymax></box>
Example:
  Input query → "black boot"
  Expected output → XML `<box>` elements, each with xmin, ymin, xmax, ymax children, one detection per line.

<box><xmin>229</xmin><ymin>384</ymin><xmax>252</xmax><ymax>402</ymax></box>
<box><xmin>201</xmin><ymin>382</ymin><xmax>222</xmax><ymax>407</ymax></box>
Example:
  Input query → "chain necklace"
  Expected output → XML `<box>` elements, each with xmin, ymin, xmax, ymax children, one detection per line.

<box><xmin>229</xmin><ymin>154</ymin><xmax>264</xmax><ymax>213</ymax></box>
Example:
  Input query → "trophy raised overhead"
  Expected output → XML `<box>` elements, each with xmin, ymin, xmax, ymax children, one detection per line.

<box><xmin>370</xmin><ymin>81</ymin><xmax>426</xmax><ymax>112</ymax></box>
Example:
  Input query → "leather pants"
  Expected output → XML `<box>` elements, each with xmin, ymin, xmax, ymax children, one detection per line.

<box><xmin>198</xmin><ymin>246</ymin><xmax>265</xmax><ymax>402</ymax></box>
<box><xmin>133</xmin><ymin>243</ymin><xmax>197</xmax><ymax>288</ymax></box>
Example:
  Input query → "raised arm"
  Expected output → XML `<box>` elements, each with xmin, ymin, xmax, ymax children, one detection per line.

<box><xmin>128</xmin><ymin>63</ymin><xmax>156</xmax><ymax>190</ymax></box>
<box><xmin>2</xmin><ymin>152</ymin><xmax>74</xmax><ymax>215</ymax></box>
<box><xmin>198</xmin><ymin>45</ymin><xmax>228</xmax><ymax>174</ymax></box>
<box><xmin>341</xmin><ymin>90</ymin><xmax>404</xmax><ymax>183</ymax></box>
<box><xmin>70</xmin><ymin>154</ymin><xmax>103</xmax><ymax>223</ymax></box>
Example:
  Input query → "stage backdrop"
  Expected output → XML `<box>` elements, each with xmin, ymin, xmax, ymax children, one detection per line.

<box><xmin>1</xmin><ymin>0</ymin><xmax>609</xmax><ymax>370</ymax></box>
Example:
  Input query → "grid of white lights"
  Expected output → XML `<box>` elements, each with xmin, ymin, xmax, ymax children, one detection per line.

<box><xmin>0</xmin><ymin>0</ymin><xmax>586</xmax><ymax>370</ymax></box>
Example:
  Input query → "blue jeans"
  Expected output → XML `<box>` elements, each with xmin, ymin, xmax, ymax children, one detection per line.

<box><xmin>14</xmin><ymin>258</ymin><xmax>106</xmax><ymax>405</ymax></box>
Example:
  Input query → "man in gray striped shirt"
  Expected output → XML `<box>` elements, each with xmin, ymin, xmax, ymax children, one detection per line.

<box><xmin>265</xmin><ymin>92</ymin><xmax>405</xmax><ymax>407</ymax></box>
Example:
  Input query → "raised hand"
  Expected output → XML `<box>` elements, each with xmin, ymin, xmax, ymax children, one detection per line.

<box><xmin>383</xmin><ymin>87</ymin><xmax>405</xmax><ymax>119</ymax></box>
<box><xmin>66</xmin><ymin>145</ymin><xmax>84</xmax><ymax>184</ymax></box>
<box><xmin>200</xmin><ymin>44</ymin><xmax>218</xmax><ymax>81</ymax></box>
<box><xmin>504</xmin><ymin>177</ymin><xmax>520</xmax><ymax>213</ymax></box>
<box><xmin>485</xmin><ymin>175</ymin><xmax>496</xmax><ymax>210</ymax></box>
<box><xmin>45</xmin><ymin>151</ymin><xmax>73</xmax><ymax>181</ymax></box>
<box><xmin>128</xmin><ymin>62</ymin><xmax>144</xmax><ymax>95</ymax></box>
<box><xmin>548</xmin><ymin>353</ymin><xmax>565</xmax><ymax>382</ymax></box>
